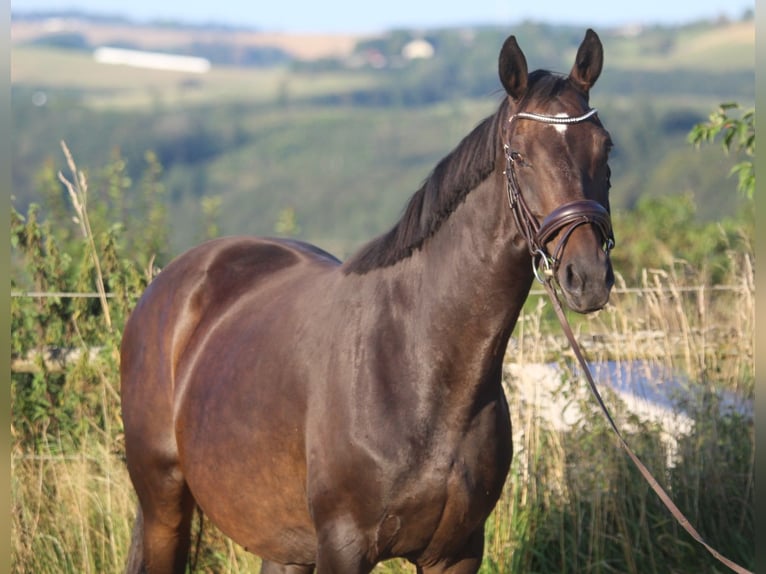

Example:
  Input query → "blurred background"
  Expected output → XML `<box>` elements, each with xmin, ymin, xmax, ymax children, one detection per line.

<box><xmin>10</xmin><ymin>1</ymin><xmax>754</xmax><ymax>266</ymax></box>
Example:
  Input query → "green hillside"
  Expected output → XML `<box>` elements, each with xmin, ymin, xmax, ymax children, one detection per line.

<box><xmin>11</xmin><ymin>17</ymin><xmax>754</xmax><ymax>258</ymax></box>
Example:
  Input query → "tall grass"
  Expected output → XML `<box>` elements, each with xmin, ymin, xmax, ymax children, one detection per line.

<box><xmin>10</xmin><ymin>150</ymin><xmax>753</xmax><ymax>572</ymax></box>
<box><xmin>489</xmin><ymin>258</ymin><xmax>754</xmax><ymax>573</ymax></box>
<box><xmin>11</xmin><ymin>262</ymin><xmax>753</xmax><ymax>573</ymax></box>
<box><xmin>12</xmin><ymin>445</ymin><xmax>134</xmax><ymax>573</ymax></box>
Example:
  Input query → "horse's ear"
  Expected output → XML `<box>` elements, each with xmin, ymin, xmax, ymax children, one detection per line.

<box><xmin>569</xmin><ymin>29</ymin><xmax>603</xmax><ymax>93</ymax></box>
<box><xmin>498</xmin><ymin>35</ymin><xmax>528</xmax><ymax>102</ymax></box>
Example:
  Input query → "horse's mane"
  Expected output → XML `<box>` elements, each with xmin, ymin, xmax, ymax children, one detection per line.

<box><xmin>343</xmin><ymin>71</ymin><xmax>570</xmax><ymax>275</ymax></box>
<box><xmin>343</xmin><ymin>97</ymin><xmax>511</xmax><ymax>274</ymax></box>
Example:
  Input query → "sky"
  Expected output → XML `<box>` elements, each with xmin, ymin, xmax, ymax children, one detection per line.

<box><xmin>11</xmin><ymin>0</ymin><xmax>755</xmax><ymax>33</ymax></box>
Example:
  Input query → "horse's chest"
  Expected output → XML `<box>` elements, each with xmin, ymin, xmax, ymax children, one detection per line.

<box><xmin>308</xmin><ymin>388</ymin><xmax>512</xmax><ymax>562</ymax></box>
<box><xmin>381</xmin><ymin>405</ymin><xmax>513</xmax><ymax>558</ymax></box>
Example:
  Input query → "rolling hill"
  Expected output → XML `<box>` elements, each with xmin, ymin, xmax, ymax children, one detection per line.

<box><xmin>11</xmin><ymin>14</ymin><xmax>754</xmax><ymax>257</ymax></box>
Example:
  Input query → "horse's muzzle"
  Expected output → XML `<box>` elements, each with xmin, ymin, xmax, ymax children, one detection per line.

<box><xmin>537</xmin><ymin>200</ymin><xmax>615</xmax><ymax>313</ymax></box>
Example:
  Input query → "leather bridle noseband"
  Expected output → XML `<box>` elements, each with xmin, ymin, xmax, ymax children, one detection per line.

<box><xmin>503</xmin><ymin>107</ymin><xmax>615</xmax><ymax>284</ymax></box>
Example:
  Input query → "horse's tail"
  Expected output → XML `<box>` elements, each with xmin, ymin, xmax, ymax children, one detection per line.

<box><xmin>125</xmin><ymin>504</ymin><xmax>146</xmax><ymax>574</ymax></box>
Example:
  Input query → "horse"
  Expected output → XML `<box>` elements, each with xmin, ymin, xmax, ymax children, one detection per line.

<box><xmin>120</xmin><ymin>28</ymin><xmax>615</xmax><ymax>574</ymax></box>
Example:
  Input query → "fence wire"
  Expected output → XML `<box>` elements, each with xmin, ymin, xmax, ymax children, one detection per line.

<box><xmin>10</xmin><ymin>284</ymin><xmax>750</xmax><ymax>300</ymax></box>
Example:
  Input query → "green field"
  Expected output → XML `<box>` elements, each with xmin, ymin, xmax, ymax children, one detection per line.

<box><xmin>604</xmin><ymin>21</ymin><xmax>754</xmax><ymax>70</ymax></box>
<box><xmin>12</xmin><ymin>20</ymin><xmax>754</xmax><ymax>106</ymax></box>
<box><xmin>12</xmin><ymin>20</ymin><xmax>754</xmax><ymax>258</ymax></box>
<box><xmin>12</xmin><ymin>45</ymin><xmax>383</xmax><ymax>109</ymax></box>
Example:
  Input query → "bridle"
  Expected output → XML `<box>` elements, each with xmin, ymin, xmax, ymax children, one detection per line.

<box><xmin>502</xmin><ymin>108</ymin><xmax>753</xmax><ymax>574</ymax></box>
<box><xmin>503</xmin><ymin>107</ymin><xmax>615</xmax><ymax>284</ymax></box>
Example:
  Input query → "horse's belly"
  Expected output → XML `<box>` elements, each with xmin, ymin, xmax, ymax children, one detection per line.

<box><xmin>175</xmin><ymin>353</ymin><xmax>316</xmax><ymax>564</ymax></box>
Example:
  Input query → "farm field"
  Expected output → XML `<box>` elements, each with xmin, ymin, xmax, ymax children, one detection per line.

<box><xmin>11</xmin><ymin>45</ymin><xmax>384</xmax><ymax>109</ymax></box>
<box><xmin>11</xmin><ymin>20</ymin><xmax>754</xmax><ymax>257</ymax></box>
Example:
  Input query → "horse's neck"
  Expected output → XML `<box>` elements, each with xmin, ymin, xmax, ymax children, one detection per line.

<box><xmin>421</xmin><ymin>172</ymin><xmax>532</xmax><ymax>366</ymax></box>
<box><xmin>353</xmin><ymin>169</ymin><xmax>534</xmax><ymax>404</ymax></box>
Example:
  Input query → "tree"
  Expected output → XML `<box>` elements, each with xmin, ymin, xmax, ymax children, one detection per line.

<box><xmin>688</xmin><ymin>102</ymin><xmax>755</xmax><ymax>199</ymax></box>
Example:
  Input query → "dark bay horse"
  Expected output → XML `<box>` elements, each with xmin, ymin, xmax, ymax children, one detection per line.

<box><xmin>121</xmin><ymin>29</ymin><xmax>614</xmax><ymax>573</ymax></box>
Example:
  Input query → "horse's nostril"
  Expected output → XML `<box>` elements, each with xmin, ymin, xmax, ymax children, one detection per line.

<box><xmin>565</xmin><ymin>263</ymin><xmax>584</xmax><ymax>294</ymax></box>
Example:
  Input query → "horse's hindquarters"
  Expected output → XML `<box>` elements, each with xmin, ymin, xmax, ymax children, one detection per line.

<box><xmin>120</xmin><ymin>271</ymin><xmax>202</xmax><ymax>573</ymax></box>
<box><xmin>174</xmin><ymin>326</ymin><xmax>317</xmax><ymax>564</ymax></box>
<box><xmin>120</xmin><ymin>237</ymin><xmax>339</xmax><ymax>570</ymax></box>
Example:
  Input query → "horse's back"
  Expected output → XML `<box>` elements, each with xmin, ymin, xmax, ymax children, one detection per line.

<box><xmin>121</xmin><ymin>235</ymin><xmax>338</xmax><ymax>395</ymax></box>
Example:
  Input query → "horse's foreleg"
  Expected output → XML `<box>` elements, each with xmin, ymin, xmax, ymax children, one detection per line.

<box><xmin>259</xmin><ymin>560</ymin><xmax>315</xmax><ymax>573</ymax></box>
<box><xmin>415</xmin><ymin>528</ymin><xmax>484</xmax><ymax>574</ymax></box>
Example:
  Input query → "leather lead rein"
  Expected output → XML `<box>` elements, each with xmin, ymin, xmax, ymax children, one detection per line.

<box><xmin>544</xmin><ymin>282</ymin><xmax>752</xmax><ymax>574</ymax></box>
<box><xmin>505</xmin><ymin>107</ymin><xmax>752</xmax><ymax>574</ymax></box>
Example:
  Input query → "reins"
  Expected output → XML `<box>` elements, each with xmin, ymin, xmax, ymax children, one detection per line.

<box><xmin>504</xmin><ymin>109</ymin><xmax>753</xmax><ymax>574</ymax></box>
<box><xmin>543</xmin><ymin>281</ymin><xmax>752</xmax><ymax>574</ymax></box>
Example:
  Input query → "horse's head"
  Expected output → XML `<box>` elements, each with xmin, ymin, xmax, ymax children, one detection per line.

<box><xmin>498</xmin><ymin>29</ymin><xmax>615</xmax><ymax>313</ymax></box>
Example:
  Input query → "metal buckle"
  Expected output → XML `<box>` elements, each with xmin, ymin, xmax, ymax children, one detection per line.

<box><xmin>533</xmin><ymin>249</ymin><xmax>554</xmax><ymax>284</ymax></box>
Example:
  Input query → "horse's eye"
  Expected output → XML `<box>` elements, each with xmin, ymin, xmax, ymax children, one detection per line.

<box><xmin>510</xmin><ymin>151</ymin><xmax>527</xmax><ymax>166</ymax></box>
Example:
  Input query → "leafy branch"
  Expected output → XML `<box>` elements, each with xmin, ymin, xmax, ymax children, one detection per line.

<box><xmin>688</xmin><ymin>102</ymin><xmax>755</xmax><ymax>199</ymax></box>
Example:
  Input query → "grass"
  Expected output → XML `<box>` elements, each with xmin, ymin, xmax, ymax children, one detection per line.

<box><xmin>12</xmin><ymin>446</ymin><xmax>135</xmax><ymax>573</ymax></box>
<box><xmin>10</xmin><ymin>256</ymin><xmax>754</xmax><ymax>573</ymax></box>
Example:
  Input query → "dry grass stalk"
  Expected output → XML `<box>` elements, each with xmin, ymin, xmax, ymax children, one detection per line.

<box><xmin>57</xmin><ymin>140</ymin><xmax>112</xmax><ymax>330</ymax></box>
